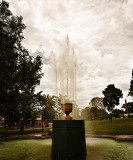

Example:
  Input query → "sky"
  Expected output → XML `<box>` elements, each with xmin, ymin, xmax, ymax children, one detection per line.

<box><xmin>6</xmin><ymin>0</ymin><xmax>133</xmax><ymax>108</ymax></box>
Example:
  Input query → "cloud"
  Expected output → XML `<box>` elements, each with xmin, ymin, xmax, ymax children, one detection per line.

<box><xmin>7</xmin><ymin>0</ymin><xmax>133</xmax><ymax>108</ymax></box>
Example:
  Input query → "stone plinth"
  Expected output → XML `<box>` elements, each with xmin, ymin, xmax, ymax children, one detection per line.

<box><xmin>52</xmin><ymin>120</ymin><xmax>86</xmax><ymax>160</ymax></box>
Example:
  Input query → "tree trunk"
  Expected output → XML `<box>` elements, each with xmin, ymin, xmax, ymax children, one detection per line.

<box><xmin>12</xmin><ymin>123</ymin><xmax>15</xmax><ymax>129</ymax></box>
<box><xmin>8</xmin><ymin>123</ymin><xmax>11</xmax><ymax>129</ymax></box>
<box><xmin>110</xmin><ymin>113</ymin><xmax>112</xmax><ymax>123</ymax></box>
<box><xmin>26</xmin><ymin>123</ymin><xmax>28</xmax><ymax>128</ymax></box>
<box><xmin>32</xmin><ymin>121</ymin><xmax>35</xmax><ymax>129</ymax></box>
<box><xmin>20</xmin><ymin>118</ymin><xmax>24</xmax><ymax>132</ymax></box>
<box><xmin>4</xmin><ymin>121</ymin><xmax>6</xmax><ymax>128</ymax></box>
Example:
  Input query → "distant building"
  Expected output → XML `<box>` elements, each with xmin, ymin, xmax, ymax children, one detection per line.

<box><xmin>0</xmin><ymin>115</ymin><xmax>46</xmax><ymax>128</ymax></box>
<box><xmin>0</xmin><ymin>116</ymin><xmax>4</xmax><ymax>126</ymax></box>
<box><xmin>35</xmin><ymin>115</ymin><xmax>46</xmax><ymax>128</ymax></box>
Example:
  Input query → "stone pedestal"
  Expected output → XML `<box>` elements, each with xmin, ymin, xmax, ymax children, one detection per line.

<box><xmin>52</xmin><ymin>120</ymin><xmax>86</xmax><ymax>160</ymax></box>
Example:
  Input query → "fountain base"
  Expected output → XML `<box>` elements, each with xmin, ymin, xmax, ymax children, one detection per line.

<box><xmin>52</xmin><ymin>120</ymin><xmax>86</xmax><ymax>160</ymax></box>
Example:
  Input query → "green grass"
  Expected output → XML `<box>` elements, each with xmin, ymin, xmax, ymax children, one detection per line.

<box><xmin>1</xmin><ymin>118</ymin><xmax>133</xmax><ymax>136</ymax></box>
<box><xmin>85</xmin><ymin>118</ymin><xmax>133</xmax><ymax>135</ymax></box>
<box><xmin>0</xmin><ymin>128</ymin><xmax>43</xmax><ymax>136</ymax></box>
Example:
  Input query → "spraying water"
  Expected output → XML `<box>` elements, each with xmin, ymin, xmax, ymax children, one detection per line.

<box><xmin>52</xmin><ymin>36</ymin><xmax>78</xmax><ymax>119</ymax></box>
<box><xmin>52</xmin><ymin>52</ymin><xmax>59</xmax><ymax>119</ymax></box>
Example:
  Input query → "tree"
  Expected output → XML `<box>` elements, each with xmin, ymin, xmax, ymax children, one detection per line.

<box><xmin>81</xmin><ymin>107</ymin><xmax>91</xmax><ymax>120</ymax></box>
<box><xmin>41</xmin><ymin>94</ymin><xmax>56</xmax><ymax>123</ymax></box>
<box><xmin>0</xmin><ymin>1</ymin><xmax>43</xmax><ymax>130</ymax></box>
<box><xmin>89</xmin><ymin>97</ymin><xmax>104</xmax><ymax>109</ymax></box>
<box><xmin>112</xmin><ymin>109</ymin><xmax>124</xmax><ymax>118</ymax></box>
<box><xmin>17</xmin><ymin>55</ymin><xmax>43</xmax><ymax>131</ymax></box>
<box><xmin>128</xmin><ymin>70</ymin><xmax>133</xmax><ymax>97</ymax></box>
<box><xmin>90</xmin><ymin>107</ymin><xmax>99</xmax><ymax>120</ymax></box>
<box><xmin>97</xmin><ymin>108</ymin><xmax>109</xmax><ymax>120</ymax></box>
<box><xmin>36</xmin><ymin>94</ymin><xmax>56</xmax><ymax>132</ymax></box>
<box><xmin>81</xmin><ymin>107</ymin><xmax>109</xmax><ymax>120</ymax></box>
<box><xmin>102</xmin><ymin>84</ymin><xmax>123</xmax><ymax>123</ymax></box>
<box><xmin>0</xmin><ymin>0</ymin><xmax>26</xmax><ymax>128</ymax></box>
<box><xmin>122</xmin><ymin>102</ymin><xmax>133</xmax><ymax>114</ymax></box>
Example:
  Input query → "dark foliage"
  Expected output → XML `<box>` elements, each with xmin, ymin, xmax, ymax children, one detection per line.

<box><xmin>112</xmin><ymin>109</ymin><xmax>124</xmax><ymax>118</ymax></box>
<box><xmin>128</xmin><ymin>70</ymin><xmax>133</xmax><ymax>97</ymax></box>
<box><xmin>102</xmin><ymin>84</ymin><xmax>123</xmax><ymax>122</ymax></box>
<box><xmin>81</xmin><ymin>107</ymin><xmax>109</xmax><ymax>120</ymax></box>
<box><xmin>122</xmin><ymin>102</ymin><xmax>133</xmax><ymax>114</ymax></box>
<box><xmin>0</xmin><ymin>1</ymin><xmax>43</xmax><ymax>130</ymax></box>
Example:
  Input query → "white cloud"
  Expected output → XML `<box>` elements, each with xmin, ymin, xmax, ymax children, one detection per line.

<box><xmin>7</xmin><ymin>0</ymin><xmax>133</xmax><ymax>108</ymax></box>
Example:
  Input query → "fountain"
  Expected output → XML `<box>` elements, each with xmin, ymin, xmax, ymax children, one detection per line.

<box><xmin>52</xmin><ymin>103</ymin><xmax>86</xmax><ymax>160</ymax></box>
<box><xmin>52</xmin><ymin>36</ymin><xmax>86</xmax><ymax>160</ymax></box>
<box><xmin>1</xmin><ymin>138</ymin><xmax>133</xmax><ymax>160</ymax></box>
<box><xmin>52</xmin><ymin>35</ymin><xmax>78</xmax><ymax>120</ymax></box>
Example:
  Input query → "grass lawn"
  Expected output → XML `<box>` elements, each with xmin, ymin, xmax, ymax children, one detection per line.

<box><xmin>85</xmin><ymin>118</ymin><xmax>133</xmax><ymax>135</ymax></box>
<box><xmin>1</xmin><ymin>118</ymin><xmax>133</xmax><ymax>136</ymax></box>
<box><xmin>0</xmin><ymin>127</ymin><xmax>48</xmax><ymax>136</ymax></box>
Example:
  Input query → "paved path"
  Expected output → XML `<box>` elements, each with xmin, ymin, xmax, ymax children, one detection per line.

<box><xmin>0</xmin><ymin>133</ymin><xmax>133</xmax><ymax>141</ymax></box>
<box><xmin>0</xmin><ymin>132</ymin><xmax>51</xmax><ymax>141</ymax></box>
<box><xmin>86</xmin><ymin>134</ymin><xmax>133</xmax><ymax>141</ymax></box>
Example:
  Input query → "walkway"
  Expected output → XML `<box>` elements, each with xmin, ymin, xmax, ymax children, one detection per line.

<box><xmin>0</xmin><ymin>133</ymin><xmax>133</xmax><ymax>141</ymax></box>
<box><xmin>86</xmin><ymin>134</ymin><xmax>133</xmax><ymax>141</ymax></box>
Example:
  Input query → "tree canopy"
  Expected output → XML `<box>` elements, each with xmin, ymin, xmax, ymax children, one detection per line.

<box><xmin>102</xmin><ymin>84</ymin><xmax>123</xmax><ymax>122</ymax></box>
<box><xmin>0</xmin><ymin>0</ymin><xmax>44</xmax><ymax>130</ymax></box>
<box><xmin>112</xmin><ymin>109</ymin><xmax>124</xmax><ymax>118</ymax></box>
<box><xmin>89</xmin><ymin>97</ymin><xmax>104</xmax><ymax>109</ymax></box>
<box><xmin>128</xmin><ymin>70</ymin><xmax>133</xmax><ymax>97</ymax></box>
<box><xmin>81</xmin><ymin>107</ymin><xmax>109</xmax><ymax>120</ymax></box>
<box><xmin>122</xmin><ymin>102</ymin><xmax>133</xmax><ymax>114</ymax></box>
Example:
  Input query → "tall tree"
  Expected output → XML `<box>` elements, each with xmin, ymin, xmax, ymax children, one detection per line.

<box><xmin>0</xmin><ymin>1</ymin><xmax>43</xmax><ymax>130</ymax></box>
<box><xmin>36</xmin><ymin>94</ymin><xmax>56</xmax><ymax>132</ymax></box>
<box><xmin>17</xmin><ymin>55</ymin><xmax>43</xmax><ymax>131</ymax></box>
<box><xmin>0</xmin><ymin>0</ymin><xmax>25</xmax><ymax>128</ymax></box>
<box><xmin>102</xmin><ymin>84</ymin><xmax>123</xmax><ymax>123</ymax></box>
<box><xmin>122</xmin><ymin>102</ymin><xmax>133</xmax><ymax>114</ymax></box>
<box><xmin>128</xmin><ymin>70</ymin><xmax>133</xmax><ymax>97</ymax></box>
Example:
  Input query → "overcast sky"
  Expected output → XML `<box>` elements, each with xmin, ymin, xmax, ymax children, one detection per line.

<box><xmin>7</xmin><ymin>0</ymin><xmax>133</xmax><ymax>108</ymax></box>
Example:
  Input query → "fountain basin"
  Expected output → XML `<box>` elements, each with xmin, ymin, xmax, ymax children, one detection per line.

<box><xmin>0</xmin><ymin>138</ymin><xmax>133</xmax><ymax>160</ymax></box>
